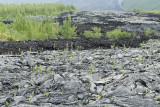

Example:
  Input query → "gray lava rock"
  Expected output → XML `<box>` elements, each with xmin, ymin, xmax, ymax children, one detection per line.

<box><xmin>0</xmin><ymin>39</ymin><xmax>160</xmax><ymax>106</ymax></box>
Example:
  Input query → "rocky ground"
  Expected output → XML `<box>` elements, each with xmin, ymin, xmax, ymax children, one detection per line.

<box><xmin>1</xmin><ymin>39</ymin><xmax>160</xmax><ymax>107</ymax></box>
<box><xmin>1</xmin><ymin>11</ymin><xmax>160</xmax><ymax>107</ymax></box>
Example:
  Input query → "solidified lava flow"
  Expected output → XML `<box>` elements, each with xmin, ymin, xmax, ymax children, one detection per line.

<box><xmin>0</xmin><ymin>11</ymin><xmax>160</xmax><ymax>55</ymax></box>
<box><xmin>0</xmin><ymin>11</ymin><xmax>160</xmax><ymax>107</ymax></box>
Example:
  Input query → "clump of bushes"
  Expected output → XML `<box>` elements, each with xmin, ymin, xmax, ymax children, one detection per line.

<box><xmin>6</xmin><ymin>13</ymin><xmax>60</xmax><ymax>41</ymax></box>
<box><xmin>145</xmin><ymin>29</ymin><xmax>157</xmax><ymax>37</ymax></box>
<box><xmin>0</xmin><ymin>3</ymin><xmax>77</xmax><ymax>41</ymax></box>
<box><xmin>0</xmin><ymin>13</ymin><xmax>77</xmax><ymax>41</ymax></box>
<box><xmin>59</xmin><ymin>16</ymin><xmax>77</xmax><ymax>39</ymax></box>
<box><xmin>83</xmin><ymin>27</ymin><xmax>103</xmax><ymax>38</ymax></box>
<box><xmin>106</xmin><ymin>29</ymin><xmax>136</xmax><ymax>39</ymax></box>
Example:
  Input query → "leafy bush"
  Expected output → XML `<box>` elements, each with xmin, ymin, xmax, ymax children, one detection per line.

<box><xmin>145</xmin><ymin>29</ymin><xmax>157</xmax><ymax>37</ymax></box>
<box><xmin>3</xmin><ymin>13</ymin><xmax>60</xmax><ymax>41</ymax></box>
<box><xmin>1</xmin><ymin>14</ymin><xmax>78</xmax><ymax>41</ymax></box>
<box><xmin>0</xmin><ymin>4</ymin><xmax>77</xmax><ymax>41</ymax></box>
<box><xmin>59</xmin><ymin>16</ymin><xmax>77</xmax><ymax>39</ymax></box>
<box><xmin>83</xmin><ymin>27</ymin><xmax>103</xmax><ymax>38</ymax></box>
<box><xmin>106</xmin><ymin>29</ymin><xmax>134</xmax><ymax>39</ymax></box>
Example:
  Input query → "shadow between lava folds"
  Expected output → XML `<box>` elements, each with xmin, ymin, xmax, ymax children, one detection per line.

<box><xmin>0</xmin><ymin>35</ymin><xmax>159</xmax><ymax>55</ymax></box>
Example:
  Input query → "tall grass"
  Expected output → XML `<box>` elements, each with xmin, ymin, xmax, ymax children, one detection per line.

<box><xmin>9</xmin><ymin>13</ymin><xmax>60</xmax><ymax>41</ymax></box>
<box><xmin>2</xmin><ymin>14</ymin><xmax>77</xmax><ymax>41</ymax></box>
<box><xmin>0</xmin><ymin>4</ymin><xmax>77</xmax><ymax>41</ymax></box>
<box><xmin>0</xmin><ymin>3</ymin><xmax>76</xmax><ymax>19</ymax></box>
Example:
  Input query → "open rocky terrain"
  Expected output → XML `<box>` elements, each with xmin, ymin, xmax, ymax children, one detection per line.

<box><xmin>0</xmin><ymin>11</ymin><xmax>160</xmax><ymax>107</ymax></box>
<box><xmin>1</xmin><ymin>39</ymin><xmax>160</xmax><ymax>107</ymax></box>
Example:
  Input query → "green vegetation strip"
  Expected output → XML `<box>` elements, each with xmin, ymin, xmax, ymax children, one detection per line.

<box><xmin>132</xmin><ymin>9</ymin><xmax>160</xmax><ymax>15</ymax></box>
<box><xmin>0</xmin><ymin>15</ymin><xmax>77</xmax><ymax>41</ymax></box>
<box><xmin>0</xmin><ymin>4</ymin><xmax>77</xmax><ymax>41</ymax></box>
<box><xmin>106</xmin><ymin>29</ymin><xmax>136</xmax><ymax>39</ymax></box>
<box><xmin>0</xmin><ymin>4</ymin><xmax>76</xmax><ymax>19</ymax></box>
<box><xmin>1</xmin><ymin>4</ymin><xmax>159</xmax><ymax>42</ymax></box>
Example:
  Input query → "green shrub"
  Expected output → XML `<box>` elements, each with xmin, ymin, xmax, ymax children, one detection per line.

<box><xmin>59</xmin><ymin>16</ymin><xmax>77</xmax><ymax>39</ymax></box>
<box><xmin>83</xmin><ymin>27</ymin><xmax>103</xmax><ymax>38</ymax></box>
<box><xmin>3</xmin><ymin>13</ymin><xmax>59</xmax><ymax>41</ymax></box>
<box><xmin>0</xmin><ymin>4</ymin><xmax>77</xmax><ymax>41</ymax></box>
<box><xmin>106</xmin><ymin>29</ymin><xmax>134</xmax><ymax>39</ymax></box>
<box><xmin>1</xmin><ymin>14</ymin><xmax>78</xmax><ymax>41</ymax></box>
<box><xmin>145</xmin><ymin>29</ymin><xmax>157</xmax><ymax>37</ymax></box>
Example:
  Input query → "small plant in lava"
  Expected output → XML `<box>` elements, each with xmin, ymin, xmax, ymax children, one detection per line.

<box><xmin>90</xmin><ymin>64</ymin><xmax>94</xmax><ymax>76</ymax></box>
<box><xmin>138</xmin><ymin>56</ymin><xmax>142</xmax><ymax>65</ymax></box>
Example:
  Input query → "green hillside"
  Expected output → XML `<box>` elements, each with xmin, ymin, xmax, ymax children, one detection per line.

<box><xmin>0</xmin><ymin>0</ymin><xmax>60</xmax><ymax>4</ymax></box>
<box><xmin>123</xmin><ymin>0</ymin><xmax>160</xmax><ymax>11</ymax></box>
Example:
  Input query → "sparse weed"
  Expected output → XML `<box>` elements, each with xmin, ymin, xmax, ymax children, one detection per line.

<box><xmin>38</xmin><ymin>65</ymin><xmax>43</xmax><ymax>73</ymax></box>
<box><xmin>46</xmin><ymin>92</ymin><xmax>49</xmax><ymax>97</ymax></box>
<box><xmin>52</xmin><ymin>71</ymin><xmax>55</xmax><ymax>76</ymax></box>
<box><xmin>5</xmin><ymin>101</ymin><xmax>9</xmax><ymax>106</ymax></box>
<box><xmin>138</xmin><ymin>56</ymin><xmax>142</xmax><ymax>64</ymax></box>
<box><xmin>29</xmin><ymin>96</ymin><xmax>32</xmax><ymax>101</ymax></box>
<box><xmin>151</xmin><ymin>40</ymin><xmax>153</xmax><ymax>46</ymax></box>
<box><xmin>153</xmin><ymin>50</ymin><xmax>156</xmax><ymax>55</ymax></box>
<box><xmin>110</xmin><ymin>77</ymin><xmax>113</xmax><ymax>81</ymax></box>
<box><xmin>14</xmin><ymin>92</ymin><xmax>16</xmax><ymax>97</ymax></box>
<box><xmin>54</xmin><ymin>52</ymin><xmax>58</xmax><ymax>60</ymax></box>
<box><xmin>155</xmin><ymin>96</ymin><xmax>160</xmax><ymax>101</ymax></box>
<box><xmin>47</xmin><ymin>67</ymin><xmax>50</xmax><ymax>72</ymax></box>
<box><xmin>112</xmin><ymin>60</ymin><xmax>116</xmax><ymax>68</ymax></box>
<box><xmin>98</xmin><ymin>94</ymin><xmax>101</xmax><ymax>98</ymax></box>
<box><xmin>123</xmin><ymin>44</ymin><xmax>126</xmax><ymax>49</ymax></box>
<box><xmin>33</xmin><ymin>65</ymin><xmax>38</xmax><ymax>71</ymax></box>
<box><xmin>90</xmin><ymin>64</ymin><xmax>94</xmax><ymax>76</ymax></box>
<box><xmin>120</xmin><ymin>64</ymin><xmax>124</xmax><ymax>70</ymax></box>
<box><xmin>111</xmin><ymin>44</ymin><xmax>115</xmax><ymax>49</ymax></box>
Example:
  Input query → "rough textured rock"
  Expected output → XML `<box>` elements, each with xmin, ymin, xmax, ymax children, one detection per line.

<box><xmin>0</xmin><ymin>39</ymin><xmax>160</xmax><ymax>106</ymax></box>
<box><xmin>2</xmin><ymin>11</ymin><xmax>160</xmax><ymax>33</ymax></box>
<box><xmin>57</xmin><ymin>11</ymin><xmax>160</xmax><ymax>32</ymax></box>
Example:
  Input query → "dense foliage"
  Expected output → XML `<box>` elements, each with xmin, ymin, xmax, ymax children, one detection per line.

<box><xmin>0</xmin><ymin>3</ymin><xmax>76</xmax><ymax>19</ymax></box>
<box><xmin>0</xmin><ymin>4</ymin><xmax>76</xmax><ymax>41</ymax></box>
